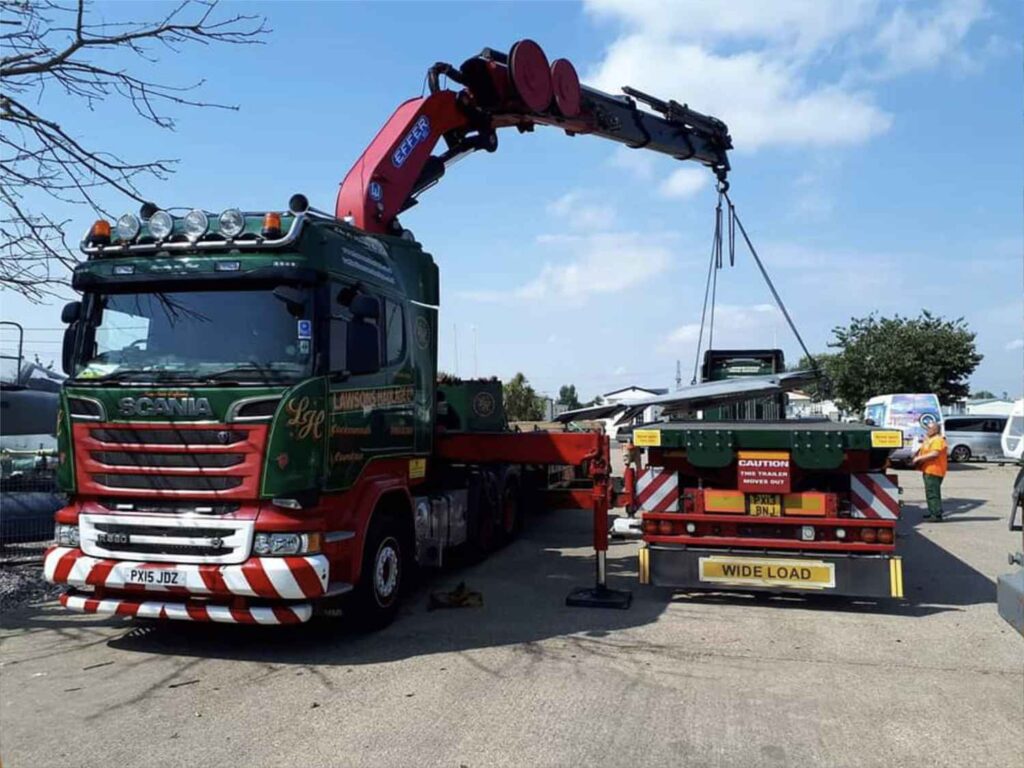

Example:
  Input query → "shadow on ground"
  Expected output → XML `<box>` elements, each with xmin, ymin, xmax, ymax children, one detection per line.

<box><xmin>1</xmin><ymin>484</ymin><xmax>1000</xmax><ymax>663</ymax></box>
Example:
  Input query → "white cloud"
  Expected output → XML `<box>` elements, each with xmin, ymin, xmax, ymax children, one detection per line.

<box><xmin>872</xmin><ymin>0</ymin><xmax>988</xmax><ymax>77</ymax></box>
<box><xmin>587</xmin><ymin>35</ymin><xmax>890</xmax><ymax>150</ymax></box>
<box><xmin>613</xmin><ymin>365</ymin><xmax>628</xmax><ymax>375</ymax></box>
<box><xmin>582</xmin><ymin>0</ymin><xmax>990</xmax><ymax>151</ymax></box>
<box><xmin>1006</xmin><ymin>339</ymin><xmax>1024</xmax><ymax>351</ymax></box>
<box><xmin>462</xmin><ymin>231</ymin><xmax>672</xmax><ymax>304</ymax></box>
<box><xmin>608</xmin><ymin>146</ymin><xmax>656</xmax><ymax>180</ymax></box>
<box><xmin>659</xmin><ymin>167</ymin><xmax>708</xmax><ymax>199</ymax></box>
<box><xmin>547</xmin><ymin>191</ymin><xmax>616</xmax><ymax>230</ymax></box>
<box><xmin>667</xmin><ymin>303</ymin><xmax>781</xmax><ymax>346</ymax></box>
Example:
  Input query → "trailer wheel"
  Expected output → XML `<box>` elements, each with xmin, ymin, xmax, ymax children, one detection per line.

<box><xmin>348</xmin><ymin>512</ymin><xmax>406</xmax><ymax>630</ymax></box>
<box><xmin>950</xmin><ymin>444</ymin><xmax>971</xmax><ymax>463</ymax></box>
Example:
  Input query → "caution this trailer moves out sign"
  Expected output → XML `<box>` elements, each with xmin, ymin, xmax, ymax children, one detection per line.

<box><xmin>736</xmin><ymin>451</ymin><xmax>791</xmax><ymax>494</ymax></box>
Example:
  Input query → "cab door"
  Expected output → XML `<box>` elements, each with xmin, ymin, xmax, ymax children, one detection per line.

<box><xmin>324</xmin><ymin>284</ymin><xmax>415</xmax><ymax>491</ymax></box>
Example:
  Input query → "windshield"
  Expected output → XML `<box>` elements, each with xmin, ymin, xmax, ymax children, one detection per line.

<box><xmin>74</xmin><ymin>288</ymin><xmax>313</xmax><ymax>383</ymax></box>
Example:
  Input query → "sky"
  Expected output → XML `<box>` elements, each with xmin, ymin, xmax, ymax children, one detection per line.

<box><xmin>2</xmin><ymin>0</ymin><xmax>1022</xmax><ymax>403</ymax></box>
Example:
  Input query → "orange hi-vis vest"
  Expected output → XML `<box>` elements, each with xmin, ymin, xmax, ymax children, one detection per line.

<box><xmin>917</xmin><ymin>435</ymin><xmax>948</xmax><ymax>477</ymax></box>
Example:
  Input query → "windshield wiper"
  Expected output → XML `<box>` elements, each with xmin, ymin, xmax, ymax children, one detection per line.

<box><xmin>201</xmin><ymin>363</ymin><xmax>294</xmax><ymax>384</ymax></box>
<box><xmin>72</xmin><ymin>369</ymin><xmax>156</xmax><ymax>385</ymax></box>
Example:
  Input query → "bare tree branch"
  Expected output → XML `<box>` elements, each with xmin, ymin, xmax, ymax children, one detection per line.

<box><xmin>0</xmin><ymin>0</ymin><xmax>268</xmax><ymax>302</ymax></box>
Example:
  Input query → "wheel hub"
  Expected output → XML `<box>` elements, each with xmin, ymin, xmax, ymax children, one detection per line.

<box><xmin>374</xmin><ymin>539</ymin><xmax>400</xmax><ymax>604</ymax></box>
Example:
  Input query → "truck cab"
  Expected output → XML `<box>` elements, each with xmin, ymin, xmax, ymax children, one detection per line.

<box><xmin>48</xmin><ymin>203</ymin><xmax>443</xmax><ymax>625</ymax></box>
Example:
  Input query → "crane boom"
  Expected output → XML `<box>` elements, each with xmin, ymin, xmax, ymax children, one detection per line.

<box><xmin>336</xmin><ymin>39</ymin><xmax>732</xmax><ymax>234</ymax></box>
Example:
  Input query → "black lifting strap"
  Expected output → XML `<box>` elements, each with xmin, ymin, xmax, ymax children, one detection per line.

<box><xmin>691</xmin><ymin>189</ymin><xmax>818</xmax><ymax>384</ymax></box>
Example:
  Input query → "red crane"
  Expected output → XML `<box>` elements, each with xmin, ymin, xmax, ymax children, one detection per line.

<box><xmin>335</xmin><ymin>39</ymin><xmax>732</xmax><ymax>235</ymax></box>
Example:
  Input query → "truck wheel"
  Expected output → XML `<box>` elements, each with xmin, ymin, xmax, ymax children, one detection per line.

<box><xmin>497</xmin><ymin>479</ymin><xmax>521</xmax><ymax>544</ymax></box>
<box><xmin>348</xmin><ymin>513</ymin><xmax>406</xmax><ymax>630</ymax></box>
<box><xmin>465</xmin><ymin>472</ymin><xmax>497</xmax><ymax>561</ymax></box>
<box><xmin>950</xmin><ymin>445</ymin><xmax>971</xmax><ymax>463</ymax></box>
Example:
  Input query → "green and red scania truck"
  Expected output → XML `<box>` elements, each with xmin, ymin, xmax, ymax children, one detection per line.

<box><xmin>44</xmin><ymin>39</ymin><xmax>905</xmax><ymax>626</ymax></box>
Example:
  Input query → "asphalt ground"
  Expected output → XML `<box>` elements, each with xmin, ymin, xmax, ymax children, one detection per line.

<box><xmin>1</xmin><ymin>463</ymin><xmax>1021</xmax><ymax>768</ymax></box>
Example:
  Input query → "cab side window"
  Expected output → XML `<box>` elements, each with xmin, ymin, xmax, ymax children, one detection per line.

<box><xmin>329</xmin><ymin>287</ymin><xmax>349</xmax><ymax>374</ymax></box>
<box><xmin>384</xmin><ymin>299</ymin><xmax>405</xmax><ymax>366</ymax></box>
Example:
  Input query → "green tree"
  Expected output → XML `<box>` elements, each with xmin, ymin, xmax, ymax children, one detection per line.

<box><xmin>557</xmin><ymin>384</ymin><xmax>582</xmax><ymax>410</ymax></box>
<box><xmin>971</xmin><ymin>389</ymin><xmax>997</xmax><ymax>399</ymax></box>
<box><xmin>794</xmin><ymin>352</ymin><xmax>840</xmax><ymax>402</ymax></box>
<box><xmin>503</xmin><ymin>373</ymin><xmax>544</xmax><ymax>421</ymax></box>
<box><xmin>824</xmin><ymin>312</ymin><xmax>982</xmax><ymax>413</ymax></box>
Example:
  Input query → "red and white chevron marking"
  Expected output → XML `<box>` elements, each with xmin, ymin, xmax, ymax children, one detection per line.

<box><xmin>636</xmin><ymin>467</ymin><xmax>680</xmax><ymax>513</ymax></box>
<box><xmin>59</xmin><ymin>592</ymin><xmax>311</xmax><ymax>624</ymax></box>
<box><xmin>44</xmin><ymin>547</ymin><xmax>329</xmax><ymax>600</ymax></box>
<box><xmin>850</xmin><ymin>473</ymin><xmax>900</xmax><ymax>520</ymax></box>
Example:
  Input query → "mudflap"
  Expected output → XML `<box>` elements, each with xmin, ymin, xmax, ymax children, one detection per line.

<box><xmin>639</xmin><ymin>544</ymin><xmax>903</xmax><ymax>599</ymax></box>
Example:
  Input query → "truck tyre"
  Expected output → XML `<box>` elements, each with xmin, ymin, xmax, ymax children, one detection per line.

<box><xmin>950</xmin><ymin>444</ymin><xmax>971</xmax><ymax>463</ymax></box>
<box><xmin>348</xmin><ymin>511</ymin><xmax>406</xmax><ymax>630</ymax></box>
<box><xmin>465</xmin><ymin>472</ymin><xmax>497</xmax><ymax>561</ymax></box>
<box><xmin>497</xmin><ymin>477</ymin><xmax>522</xmax><ymax>544</ymax></box>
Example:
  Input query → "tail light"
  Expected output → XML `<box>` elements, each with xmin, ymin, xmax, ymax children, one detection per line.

<box><xmin>861</xmin><ymin>527</ymin><xmax>878</xmax><ymax>543</ymax></box>
<box><xmin>642</xmin><ymin>519</ymin><xmax>658</xmax><ymax>535</ymax></box>
<box><xmin>877</xmin><ymin>528</ymin><xmax>894</xmax><ymax>544</ymax></box>
<box><xmin>658</xmin><ymin>519</ymin><xmax>674</xmax><ymax>536</ymax></box>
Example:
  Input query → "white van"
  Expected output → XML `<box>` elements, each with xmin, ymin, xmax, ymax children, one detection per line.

<box><xmin>864</xmin><ymin>393</ymin><xmax>943</xmax><ymax>463</ymax></box>
<box><xmin>1002</xmin><ymin>399</ymin><xmax>1024</xmax><ymax>461</ymax></box>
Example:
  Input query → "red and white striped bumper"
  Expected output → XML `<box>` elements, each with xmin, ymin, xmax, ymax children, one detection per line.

<box><xmin>44</xmin><ymin>547</ymin><xmax>329</xmax><ymax>601</ymax></box>
<box><xmin>59</xmin><ymin>591</ymin><xmax>311</xmax><ymax>624</ymax></box>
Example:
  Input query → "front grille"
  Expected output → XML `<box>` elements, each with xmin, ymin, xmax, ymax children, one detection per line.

<box><xmin>80</xmin><ymin>513</ymin><xmax>253</xmax><ymax>564</ymax></box>
<box><xmin>90</xmin><ymin>428</ymin><xmax>246</xmax><ymax>446</ymax></box>
<box><xmin>99</xmin><ymin>498</ymin><xmax>240</xmax><ymax>515</ymax></box>
<box><xmin>92</xmin><ymin>451</ymin><xmax>244</xmax><ymax>469</ymax></box>
<box><xmin>81</xmin><ymin>423</ymin><xmax>261</xmax><ymax>497</ymax></box>
<box><xmin>92</xmin><ymin>474</ymin><xmax>242</xmax><ymax>491</ymax></box>
<box><xmin>93</xmin><ymin>521</ymin><xmax>229</xmax><ymax>538</ymax></box>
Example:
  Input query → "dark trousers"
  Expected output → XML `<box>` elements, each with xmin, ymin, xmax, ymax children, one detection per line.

<box><xmin>923</xmin><ymin>473</ymin><xmax>944</xmax><ymax>518</ymax></box>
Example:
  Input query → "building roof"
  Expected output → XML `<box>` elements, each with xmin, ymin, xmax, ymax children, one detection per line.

<box><xmin>603</xmin><ymin>386</ymin><xmax>669</xmax><ymax>398</ymax></box>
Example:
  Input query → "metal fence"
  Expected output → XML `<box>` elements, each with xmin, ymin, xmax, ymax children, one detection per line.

<box><xmin>1</xmin><ymin>473</ymin><xmax>62</xmax><ymax>561</ymax></box>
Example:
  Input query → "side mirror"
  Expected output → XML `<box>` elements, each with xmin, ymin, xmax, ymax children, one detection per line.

<box><xmin>350</xmin><ymin>294</ymin><xmax>380</xmax><ymax>321</ymax></box>
<box><xmin>61</xmin><ymin>301</ymin><xmax>81</xmax><ymax>324</ymax></box>
<box><xmin>347</xmin><ymin>321</ymin><xmax>381</xmax><ymax>375</ymax></box>
<box><xmin>61</xmin><ymin>325</ymin><xmax>77</xmax><ymax>376</ymax></box>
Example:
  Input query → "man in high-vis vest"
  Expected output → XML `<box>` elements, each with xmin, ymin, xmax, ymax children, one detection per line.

<box><xmin>911</xmin><ymin>421</ymin><xmax>948</xmax><ymax>521</ymax></box>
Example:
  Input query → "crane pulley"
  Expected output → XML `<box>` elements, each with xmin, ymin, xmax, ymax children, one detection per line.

<box><xmin>335</xmin><ymin>39</ymin><xmax>732</xmax><ymax>234</ymax></box>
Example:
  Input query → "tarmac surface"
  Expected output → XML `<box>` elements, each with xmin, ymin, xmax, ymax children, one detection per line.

<box><xmin>1</xmin><ymin>464</ymin><xmax>1021</xmax><ymax>767</ymax></box>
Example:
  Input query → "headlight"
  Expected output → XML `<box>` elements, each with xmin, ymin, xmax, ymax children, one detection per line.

<box><xmin>148</xmin><ymin>210</ymin><xmax>174</xmax><ymax>240</ymax></box>
<box><xmin>253</xmin><ymin>532</ymin><xmax>321</xmax><ymax>556</ymax></box>
<box><xmin>115</xmin><ymin>213</ymin><xmax>141</xmax><ymax>242</ymax></box>
<box><xmin>55</xmin><ymin>524</ymin><xmax>80</xmax><ymax>547</ymax></box>
<box><xmin>183</xmin><ymin>209</ymin><xmax>209</xmax><ymax>240</ymax></box>
<box><xmin>218</xmin><ymin>208</ymin><xmax>245</xmax><ymax>238</ymax></box>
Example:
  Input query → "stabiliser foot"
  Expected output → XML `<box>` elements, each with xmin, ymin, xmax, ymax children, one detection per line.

<box><xmin>565</xmin><ymin>585</ymin><xmax>632</xmax><ymax>609</ymax></box>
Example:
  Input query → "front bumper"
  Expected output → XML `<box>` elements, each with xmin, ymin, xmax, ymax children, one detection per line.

<box><xmin>639</xmin><ymin>544</ymin><xmax>903</xmax><ymax>598</ymax></box>
<box><xmin>44</xmin><ymin>547</ymin><xmax>330</xmax><ymax>623</ymax></box>
<box><xmin>59</xmin><ymin>590</ymin><xmax>312</xmax><ymax>624</ymax></box>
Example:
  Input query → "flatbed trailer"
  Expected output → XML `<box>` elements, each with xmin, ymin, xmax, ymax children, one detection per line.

<box><xmin>624</xmin><ymin>419</ymin><xmax>905</xmax><ymax>598</ymax></box>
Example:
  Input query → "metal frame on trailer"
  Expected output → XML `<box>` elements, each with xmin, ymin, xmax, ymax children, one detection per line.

<box><xmin>436</xmin><ymin>430</ymin><xmax>631</xmax><ymax>608</ymax></box>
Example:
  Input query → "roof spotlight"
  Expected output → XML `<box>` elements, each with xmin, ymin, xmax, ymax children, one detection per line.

<box><xmin>183</xmin><ymin>209</ymin><xmax>209</xmax><ymax>240</ymax></box>
<box><xmin>218</xmin><ymin>208</ymin><xmax>245</xmax><ymax>238</ymax></box>
<box><xmin>148</xmin><ymin>210</ymin><xmax>173</xmax><ymax>240</ymax></box>
<box><xmin>115</xmin><ymin>213</ymin><xmax>141</xmax><ymax>242</ymax></box>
